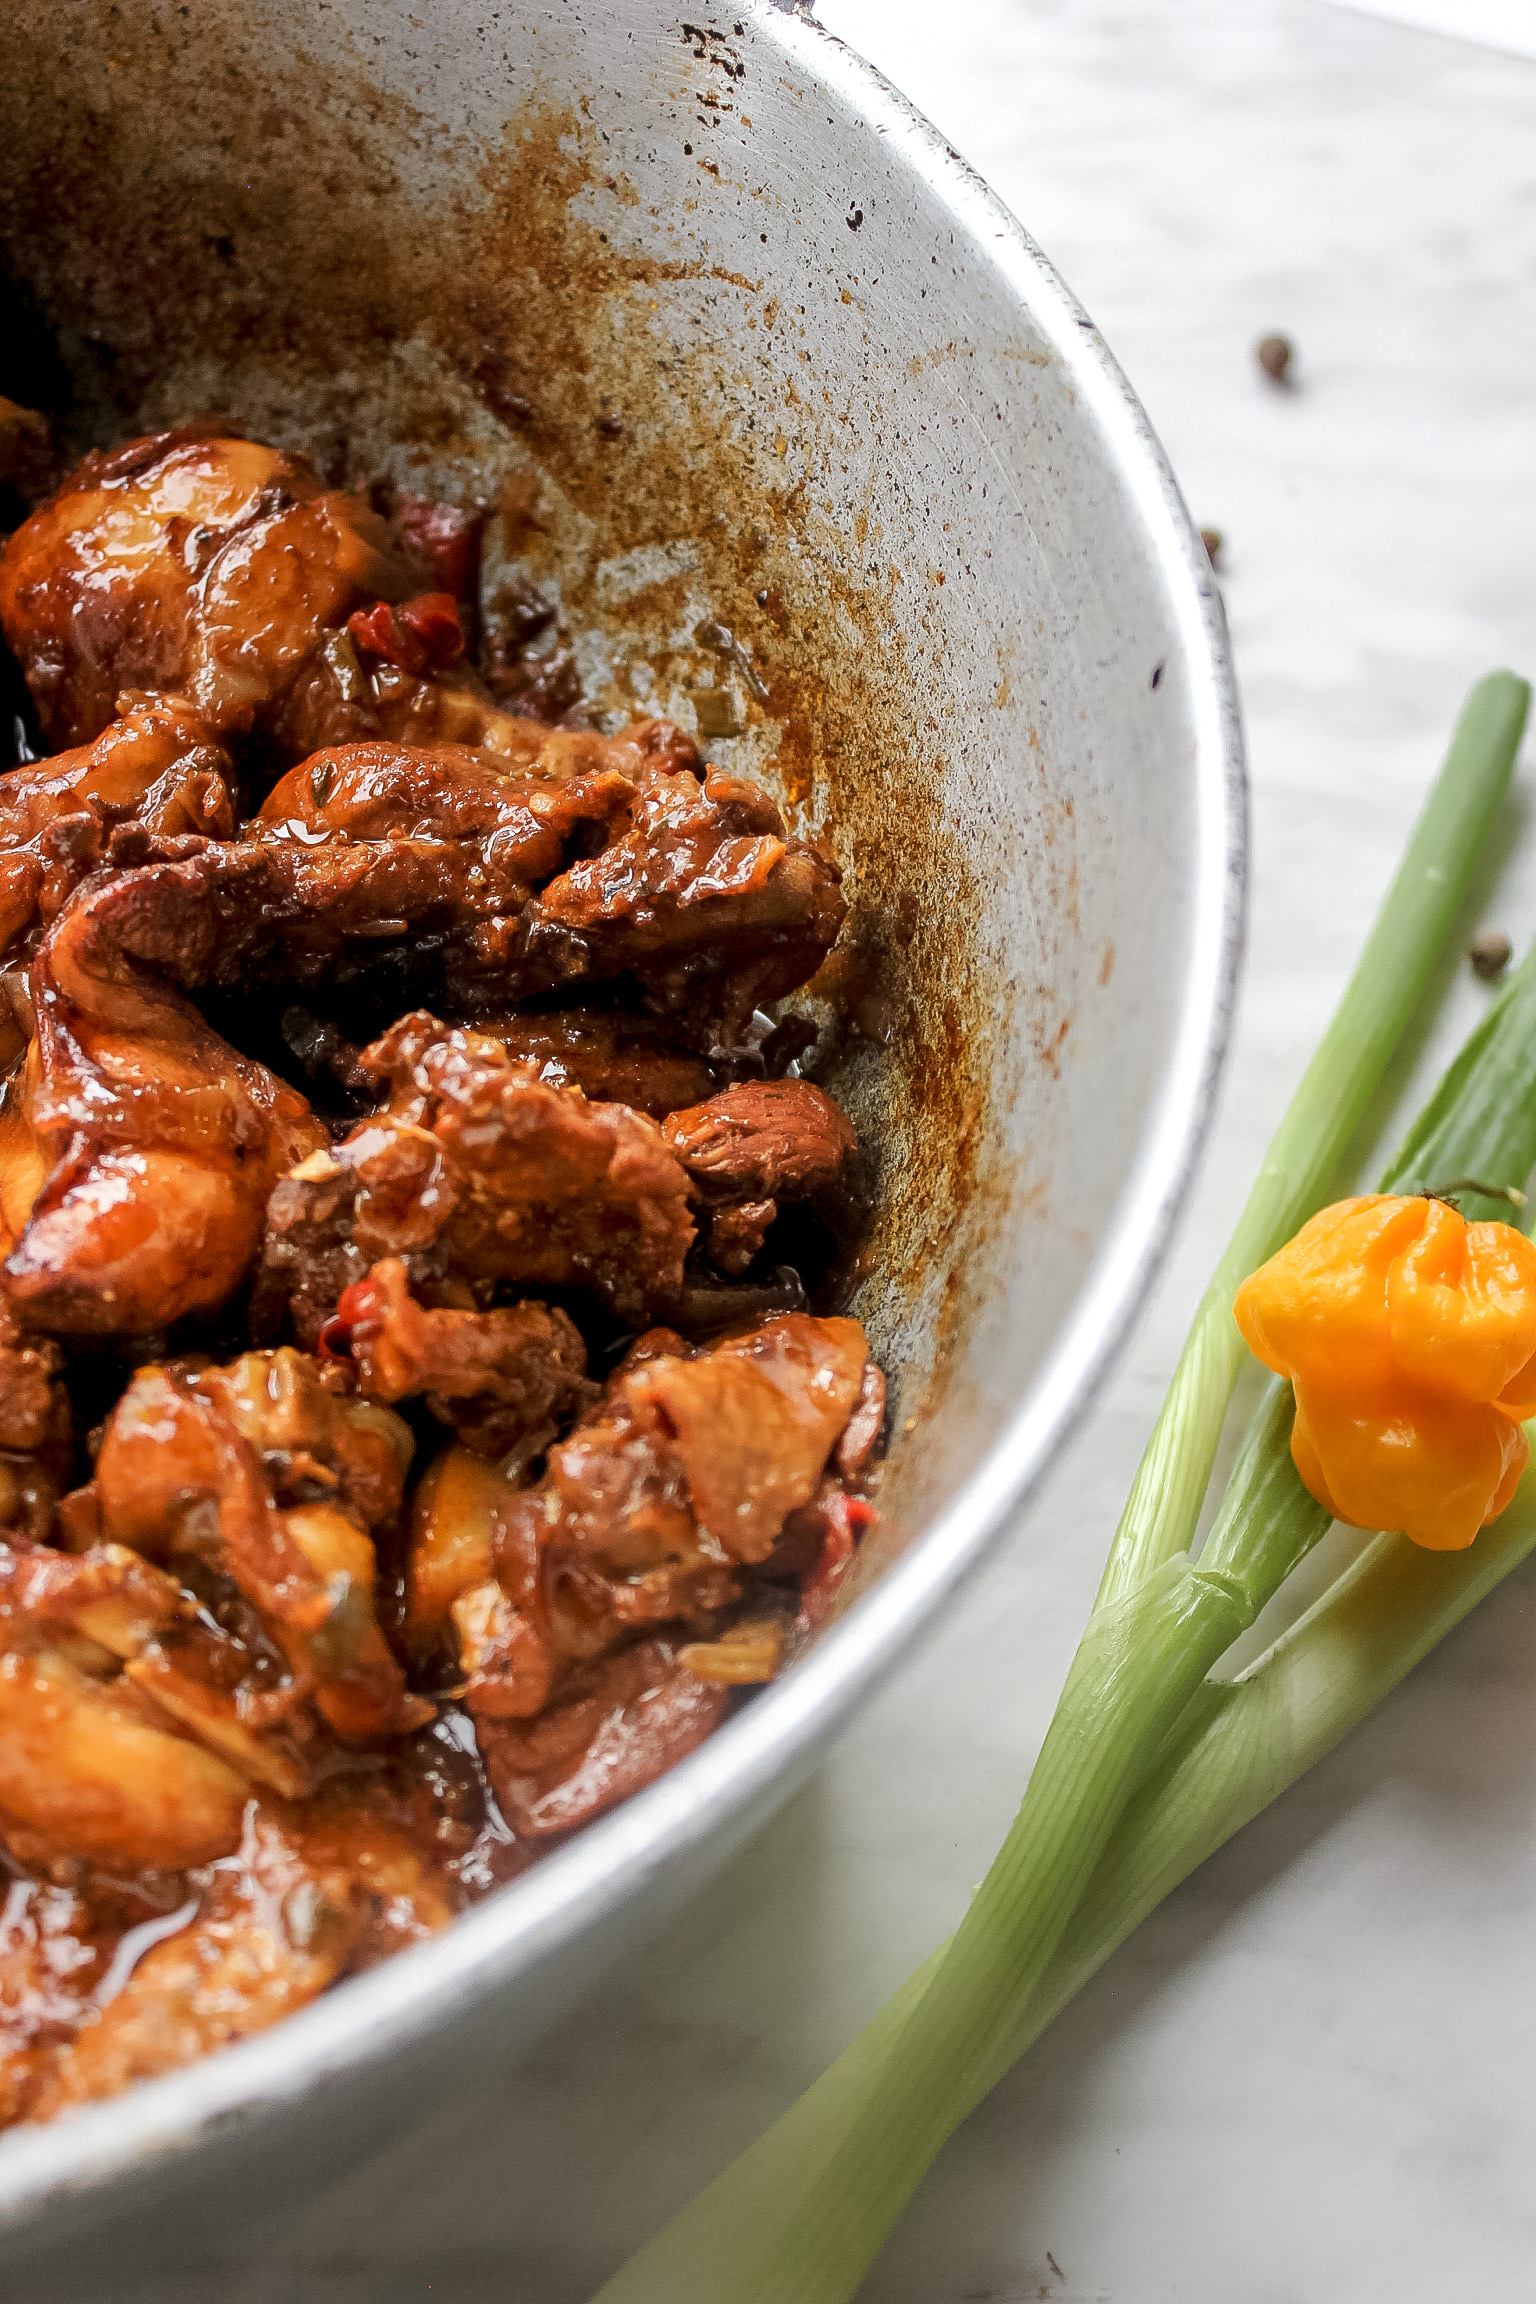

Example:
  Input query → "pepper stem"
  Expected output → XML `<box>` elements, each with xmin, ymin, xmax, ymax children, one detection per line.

<box><xmin>1412</xmin><ymin>1177</ymin><xmax>1529</xmax><ymax>1211</ymax></box>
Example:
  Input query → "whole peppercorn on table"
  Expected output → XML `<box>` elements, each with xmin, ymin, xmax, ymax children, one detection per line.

<box><xmin>18</xmin><ymin>3</ymin><xmax>1536</xmax><ymax>2300</ymax></box>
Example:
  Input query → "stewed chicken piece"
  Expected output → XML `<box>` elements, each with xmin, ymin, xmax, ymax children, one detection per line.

<box><xmin>254</xmin><ymin>728</ymin><xmax>845</xmax><ymax>1033</ymax></box>
<box><xmin>25</xmin><ymin>1793</ymin><xmax>454</xmax><ymax>2121</ymax></box>
<box><xmin>662</xmin><ymin>1079</ymin><xmax>857</xmax><ymax>1273</ymax></box>
<box><xmin>0</xmin><ymin>1781</ymin><xmax>462</xmax><ymax>2125</ymax></box>
<box><xmin>0</xmin><ymin>431</ymin><xmax>526</xmax><ymax>763</ymax></box>
<box><xmin>0</xmin><ymin>761</ymin><xmax>843</xmax><ymax>1338</ymax></box>
<box><xmin>259</xmin><ymin>1012</ymin><xmax>699</xmax><ymax>1341</ymax></box>
<box><xmin>333</xmin><ymin>1262</ymin><xmax>596</xmax><ymax>1464</ymax></box>
<box><xmin>0</xmin><ymin>1540</ymin><xmax>252</xmax><ymax>1869</ymax></box>
<box><xmin>0</xmin><ymin>402</ymin><xmax>885</xmax><ymax>2133</ymax></box>
<box><xmin>0</xmin><ymin>1298</ymin><xmax>71</xmax><ymax>1542</ymax></box>
<box><xmin>0</xmin><ymin>845</ymin><xmax>327</xmax><ymax>1335</ymax></box>
<box><xmin>258</xmin><ymin>1016</ymin><xmax>864</xmax><ymax>1347</ymax></box>
<box><xmin>81</xmin><ymin>1346</ymin><xmax>422</xmax><ymax>1746</ymax></box>
<box><xmin>404</xmin><ymin>1312</ymin><xmax>880</xmax><ymax>1837</ymax></box>
<box><xmin>0</xmin><ymin>692</ymin><xmax>234</xmax><ymax>972</ymax></box>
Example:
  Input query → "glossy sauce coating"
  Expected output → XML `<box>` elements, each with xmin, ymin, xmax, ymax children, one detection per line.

<box><xmin>0</xmin><ymin>424</ymin><xmax>882</xmax><ymax>2126</ymax></box>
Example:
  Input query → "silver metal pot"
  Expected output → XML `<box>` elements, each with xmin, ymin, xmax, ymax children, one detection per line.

<box><xmin>0</xmin><ymin>0</ymin><xmax>1243</xmax><ymax>2269</ymax></box>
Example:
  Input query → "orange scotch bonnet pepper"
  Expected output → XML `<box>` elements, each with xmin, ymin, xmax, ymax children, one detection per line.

<box><xmin>1233</xmin><ymin>1194</ymin><xmax>1536</xmax><ymax>1550</ymax></box>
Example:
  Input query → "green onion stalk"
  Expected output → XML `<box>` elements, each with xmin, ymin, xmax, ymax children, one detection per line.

<box><xmin>592</xmin><ymin>669</ymin><xmax>1533</xmax><ymax>2304</ymax></box>
<box><xmin>1100</xmin><ymin>667</ymin><xmax>1530</xmax><ymax>1607</ymax></box>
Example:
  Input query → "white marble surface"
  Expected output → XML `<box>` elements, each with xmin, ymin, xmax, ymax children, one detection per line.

<box><xmin>1333</xmin><ymin>0</ymin><xmax>1536</xmax><ymax>59</ymax></box>
<box><xmin>35</xmin><ymin>2</ymin><xmax>1536</xmax><ymax>2297</ymax></box>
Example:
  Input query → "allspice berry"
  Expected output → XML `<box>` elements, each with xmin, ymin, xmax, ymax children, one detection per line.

<box><xmin>1257</xmin><ymin>334</ymin><xmax>1293</xmax><ymax>382</ymax></box>
<box><xmin>1470</xmin><ymin>928</ymin><xmax>1513</xmax><ymax>982</ymax></box>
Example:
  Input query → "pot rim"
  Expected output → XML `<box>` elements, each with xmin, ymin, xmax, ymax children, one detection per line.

<box><xmin>0</xmin><ymin>0</ymin><xmax>1246</xmax><ymax>2224</ymax></box>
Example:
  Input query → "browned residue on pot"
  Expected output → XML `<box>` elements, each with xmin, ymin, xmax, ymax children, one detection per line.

<box><xmin>0</xmin><ymin>3</ymin><xmax>1054</xmax><ymax>1533</ymax></box>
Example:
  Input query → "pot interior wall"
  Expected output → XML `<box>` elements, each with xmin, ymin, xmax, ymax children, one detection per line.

<box><xmin>0</xmin><ymin>0</ymin><xmax>1205</xmax><ymax>1576</ymax></box>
